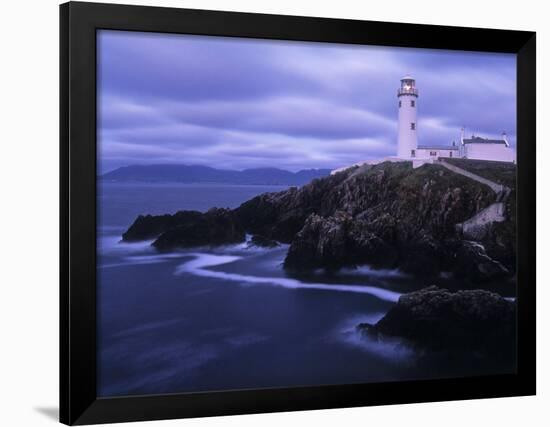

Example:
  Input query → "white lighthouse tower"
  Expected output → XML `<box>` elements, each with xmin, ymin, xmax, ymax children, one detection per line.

<box><xmin>397</xmin><ymin>76</ymin><xmax>418</xmax><ymax>158</ymax></box>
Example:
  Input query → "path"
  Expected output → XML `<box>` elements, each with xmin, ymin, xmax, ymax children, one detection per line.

<box><xmin>437</xmin><ymin>159</ymin><xmax>506</xmax><ymax>194</ymax></box>
<box><xmin>437</xmin><ymin>159</ymin><xmax>512</xmax><ymax>238</ymax></box>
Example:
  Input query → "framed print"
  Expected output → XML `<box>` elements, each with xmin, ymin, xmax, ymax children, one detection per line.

<box><xmin>60</xmin><ymin>1</ymin><xmax>536</xmax><ymax>425</ymax></box>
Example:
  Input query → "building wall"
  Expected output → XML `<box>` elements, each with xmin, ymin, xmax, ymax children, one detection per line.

<box><xmin>397</xmin><ymin>94</ymin><xmax>417</xmax><ymax>158</ymax></box>
<box><xmin>463</xmin><ymin>143</ymin><xmax>516</xmax><ymax>162</ymax></box>
<box><xmin>414</xmin><ymin>148</ymin><xmax>458</xmax><ymax>159</ymax></box>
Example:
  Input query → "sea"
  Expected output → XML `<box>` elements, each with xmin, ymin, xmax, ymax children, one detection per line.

<box><xmin>97</xmin><ymin>181</ymin><xmax>513</xmax><ymax>397</ymax></box>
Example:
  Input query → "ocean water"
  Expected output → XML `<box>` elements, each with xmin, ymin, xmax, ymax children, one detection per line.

<box><xmin>97</xmin><ymin>182</ymin><xmax>512</xmax><ymax>397</ymax></box>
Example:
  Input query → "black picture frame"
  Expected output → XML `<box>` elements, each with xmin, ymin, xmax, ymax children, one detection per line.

<box><xmin>60</xmin><ymin>1</ymin><xmax>536</xmax><ymax>425</ymax></box>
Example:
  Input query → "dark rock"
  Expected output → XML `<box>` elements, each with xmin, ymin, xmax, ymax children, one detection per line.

<box><xmin>234</xmin><ymin>171</ymin><xmax>352</xmax><ymax>243</ymax></box>
<box><xmin>480</xmin><ymin>219</ymin><xmax>517</xmax><ymax>275</ymax></box>
<box><xmin>249</xmin><ymin>234</ymin><xmax>280</xmax><ymax>248</ymax></box>
<box><xmin>151</xmin><ymin>208</ymin><xmax>245</xmax><ymax>250</ymax></box>
<box><xmin>356</xmin><ymin>322</ymin><xmax>378</xmax><ymax>339</ymax></box>
<box><xmin>398</xmin><ymin>236</ymin><xmax>447</xmax><ymax>277</ymax></box>
<box><xmin>359</xmin><ymin>286</ymin><xmax>516</xmax><ymax>357</ymax></box>
<box><xmin>452</xmin><ymin>241</ymin><xmax>509</xmax><ymax>282</ymax></box>
<box><xmin>284</xmin><ymin>212</ymin><xmax>397</xmax><ymax>271</ymax></box>
<box><xmin>122</xmin><ymin>211</ymin><xmax>204</xmax><ymax>242</ymax></box>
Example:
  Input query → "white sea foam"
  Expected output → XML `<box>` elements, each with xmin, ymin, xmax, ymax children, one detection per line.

<box><xmin>98</xmin><ymin>235</ymin><xmax>156</xmax><ymax>255</ymax></box>
<box><xmin>174</xmin><ymin>253</ymin><xmax>402</xmax><ymax>303</ymax></box>
<box><xmin>100</xmin><ymin>259</ymin><xmax>162</xmax><ymax>269</ymax></box>
<box><xmin>98</xmin><ymin>235</ymin><xmax>189</xmax><ymax>269</ymax></box>
<box><xmin>98</xmin><ymin>232</ymin><xmax>287</xmax><ymax>270</ymax></box>
<box><xmin>100</xmin><ymin>240</ymin><xmax>403</xmax><ymax>304</ymax></box>
<box><xmin>337</xmin><ymin>265</ymin><xmax>406</xmax><ymax>278</ymax></box>
<box><xmin>101</xmin><ymin>252</ymin><xmax>201</xmax><ymax>269</ymax></box>
<box><xmin>214</xmin><ymin>234</ymin><xmax>289</xmax><ymax>255</ymax></box>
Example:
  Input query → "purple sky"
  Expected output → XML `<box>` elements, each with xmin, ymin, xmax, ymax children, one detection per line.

<box><xmin>98</xmin><ymin>30</ymin><xmax>516</xmax><ymax>173</ymax></box>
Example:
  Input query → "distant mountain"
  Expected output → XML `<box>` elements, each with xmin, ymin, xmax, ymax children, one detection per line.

<box><xmin>101</xmin><ymin>164</ymin><xmax>332</xmax><ymax>186</ymax></box>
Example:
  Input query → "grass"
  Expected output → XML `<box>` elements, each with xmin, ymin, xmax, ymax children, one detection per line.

<box><xmin>443</xmin><ymin>158</ymin><xmax>516</xmax><ymax>188</ymax></box>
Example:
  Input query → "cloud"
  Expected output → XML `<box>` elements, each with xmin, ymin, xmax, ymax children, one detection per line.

<box><xmin>98</xmin><ymin>31</ymin><xmax>323</xmax><ymax>103</ymax></box>
<box><xmin>97</xmin><ymin>30</ymin><xmax>516</xmax><ymax>173</ymax></box>
<box><xmin>102</xmin><ymin>95</ymin><xmax>395</xmax><ymax>140</ymax></box>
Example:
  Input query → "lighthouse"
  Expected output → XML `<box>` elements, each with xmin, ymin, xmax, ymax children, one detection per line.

<box><xmin>397</xmin><ymin>76</ymin><xmax>418</xmax><ymax>158</ymax></box>
<box><xmin>331</xmin><ymin>74</ymin><xmax>515</xmax><ymax>175</ymax></box>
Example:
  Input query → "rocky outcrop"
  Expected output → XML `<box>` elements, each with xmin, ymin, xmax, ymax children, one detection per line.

<box><xmin>451</xmin><ymin>241</ymin><xmax>509</xmax><ymax>282</ymax></box>
<box><xmin>249</xmin><ymin>234</ymin><xmax>280</xmax><ymax>248</ymax></box>
<box><xmin>121</xmin><ymin>161</ymin><xmax>516</xmax><ymax>282</ymax></box>
<box><xmin>284</xmin><ymin>212</ymin><xmax>398</xmax><ymax>271</ymax></box>
<box><xmin>358</xmin><ymin>286</ymin><xmax>516</xmax><ymax>357</ymax></box>
<box><xmin>235</xmin><ymin>172</ymin><xmax>351</xmax><ymax>243</ymax></box>
<box><xmin>151</xmin><ymin>208</ymin><xmax>245</xmax><ymax>251</ymax></box>
<box><xmin>279</xmin><ymin>162</ymin><xmax>512</xmax><ymax>280</ymax></box>
<box><xmin>122</xmin><ymin>211</ymin><xmax>205</xmax><ymax>242</ymax></box>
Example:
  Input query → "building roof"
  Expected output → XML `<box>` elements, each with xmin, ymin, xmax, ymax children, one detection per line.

<box><xmin>417</xmin><ymin>145</ymin><xmax>459</xmax><ymax>150</ymax></box>
<box><xmin>401</xmin><ymin>75</ymin><xmax>414</xmax><ymax>80</ymax></box>
<box><xmin>462</xmin><ymin>136</ymin><xmax>506</xmax><ymax>145</ymax></box>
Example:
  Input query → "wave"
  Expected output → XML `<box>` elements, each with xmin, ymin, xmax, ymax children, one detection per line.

<box><xmin>98</xmin><ymin>238</ymin><xmax>403</xmax><ymax>303</ymax></box>
<box><xmin>98</xmin><ymin>235</ymin><xmax>168</xmax><ymax>269</ymax></box>
<box><xmin>213</xmin><ymin>234</ymin><xmax>289</xmax><ymax>255</ymax></box>
<box><xmin>99</xmin><ymin>251</ymin><xmax>196</xmax><ymax>269</ymax></box>
<box><xmin>174</xmin><ymin>253</ymin><xmax>402</xmax><ymax>303</ymax></box>
<box><xmin>98</xmin><ymin>232</ymin><xmax>287</xmax><ymax>269</ymax></box>
<box><xmin>98</xmin><ymin>235</ymin><xmax>156</xmax><ymax>255</ymax></box>
<box><xmin>338</xmin><ymin>265</ymin><xmax>406</xmax><ymax>278</ymax></box>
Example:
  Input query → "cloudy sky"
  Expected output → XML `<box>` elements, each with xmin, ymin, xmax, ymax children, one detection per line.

<box><xmin>98</xmin><ymin>30</ymin><xmax>516</xmax><ymax>173</ymax></box>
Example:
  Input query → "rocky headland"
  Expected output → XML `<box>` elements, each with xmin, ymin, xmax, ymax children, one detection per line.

<box><xmin>122</xmin><ymin>160</ymin><xmax>516</xmax><ymax>284</ymax></box>
<box><xmin>357</xmin><ymin>286</ymin><xmax>516</xmax><ymax>363</ymax></box>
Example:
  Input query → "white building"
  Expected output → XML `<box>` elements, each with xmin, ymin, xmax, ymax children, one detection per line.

<box><xmin>396</xmin><ymin>76</ymin><xmax>516</xmax><ymax>163</ymax></box>
<box><xmin>459</xmin><ymin>130</ymin><xmax>515</xmax><ymax>162</ymax></box>
<box><xmin>415</xmin><ymin>143</ymin><xmax>459</xmax><ymax>159</ymax></box>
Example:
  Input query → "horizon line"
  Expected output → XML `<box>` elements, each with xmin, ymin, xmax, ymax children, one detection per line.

<box><xmin>100</xmin><ymin>163</ymin><xmax>334</xmax><ymax>175</ymax></box>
